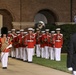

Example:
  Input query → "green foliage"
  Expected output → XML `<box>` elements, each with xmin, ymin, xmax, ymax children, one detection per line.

<box><xmin>46</xmin><ymin>24</ymin><xmax>76</xmax><ymax>52</ymax></box>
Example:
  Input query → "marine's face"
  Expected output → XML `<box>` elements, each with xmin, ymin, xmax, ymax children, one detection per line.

<box><xmin>37</xmin><ymin>30</ymin><xmax>40</xmax><ymax>33</ymax></box>
<box><xmin>46</xmin><ymin>31</ymin><xmax>49</xmax><ymax>34</ymax></box>
<box><xmin>28</xmin><ymin>30</ymin><xmax>33</xmax><ymax>34</ymax></box>
<box><xmin>56</xmin><ymin>31</ymin><xmax>60</xmax><ymax>34</ymax></box>
<box><xmin>3</xmin><ymin>34</ymin><xmax>7</xmax><ymax>37</ymax></box>
<box><xmin>12</xmin><ymin>31</ymin><xmax>15</xmax><ymax>34</ymax></box>
<box><xmin>20</xmin><ymin>32</ymin><xmax>24</xmax><ymax>35</ymax></box>
<box><xmin>51</xmin><ymin>33</ymin><xmax>54</xmax><ymax>36</ymax></box>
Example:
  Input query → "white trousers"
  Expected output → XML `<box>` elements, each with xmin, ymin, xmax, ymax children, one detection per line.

<box><xmin>8</xmin><ymin>51</ymin><xmax>11</xmax><ymax>57</ymax></box>
<box><xmin>19</xmin><ymin>47</ymin><xmax>23</xmax><ymax>59</ymax></box>
<box><xmin>16</xmin><ymin>48</ymin><xmax>20</xmax><ymax>59</ymax></box>
<box><xmin>36</xmin><ymin>44</ymin><xmax>40</xmax><ymax>57</ymax></box>
<box><xmin>41</xmin><ymin>47</ymin><xmax>45</xmax><ymax>58</ymax></box>
<box><xmin>1</xmin><ymin>52</ymin><xmax>9</xmax><ymax>67</ymax></box>
<box><xmin>49</xmin><ymin>47</ymin><xmax>55</xmax><ymax>60</ymax></box>
<box><xmin>73</xmin><ymin>71</ymin><xmax>76</xmax><ymax>75</ymax></box>
<box><xmin>11</xmin><ymin>47</ymin><xmax>15</xmax><ymax>57</ymax></box>
<box><xmin>33</xmin><ymin>47</ymin><xmax>35</xmax><ymax>56</ymax></box>
<box><xmin>44</xmin><ymin>46</ymin><xmax>49</xmax><ymax>59</ymax></box>
<box><xmin>23</xmin><ymin>47</ymin><xmax>27</xmax><ymax>61</ymax></box>
<box><xmin>27</xmin><ymin>48</ymin><xmax>34</xmax><ymax>62</ymax></box>
<box><xmin>55</xmin><ymin>48</ymin><xmax>61</xmax><ymax>61</ymax></box>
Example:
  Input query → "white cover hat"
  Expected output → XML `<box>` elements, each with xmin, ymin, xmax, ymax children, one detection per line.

<box><xmin>45</xmin><ymin>29</ymin><xmax>49</xmax><ymax>32</ymax></box>
<box><xmin>24</xmin><ymin>32</ymin><xmax>27</xmax><ymax>34</ymax></box>
<box><xmin>20</xmin><ymin>29</ymin><xmax>24</xmax><ymax>32</ymax></box>
<box><xmin>8</xmin><ymin>31</ymin><xmax>11</xmax><ymax>33</ymax></box>
<box><xmin>11</xmin><ymin>29</ymin><xmax>15</xmax><ymax>31</ymax></box>
<box><xmin>33</xmin><ymin>29</ymin><xmax>35</xmax><ymax>32</ymax></box>
<box><xmin>56</xmin><ymin>28</ymin><xmax>61</xmax><ymax>31</ymax></box>
<box><xmin>16</xmin><ymin>31</ymin><xmax>20</xmax><ymax>34</ymax></box>
<box><xmin>36</xmin><ymin>28</ymin><xmax>40</xmax><ymax>31</ymax></box>
<box><xmin>51</xmin><ymin>31</ymin><xmax>55</xmax><ymax>34</ymax></box>
<box><xmin>41</xmin><ymin>31</ymin><xmax>45</xmax><ymax>33</ymax></box>
<box><xmin>28</xmin><ymin>28</ymin><xmax>33</xmax><ymax>31</ymax></box>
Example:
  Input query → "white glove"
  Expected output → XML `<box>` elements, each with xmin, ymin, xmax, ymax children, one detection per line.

<box><xmin>68</xmin><ymin>67</ymin><xmax>73</xmax><ymax>71</ymax></box>
<box><xmin>6</xmin><ymin>44</ymin><xmax>12</xmax><ymax>49</ymax></box>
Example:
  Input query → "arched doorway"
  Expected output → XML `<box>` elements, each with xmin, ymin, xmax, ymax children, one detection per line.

<box><xmin>34</xmin><ymin>13</ymin><xmax>47</xmax><ymax>24</ymax></box>
<box><xmin>34</xmin><ymin>9</ymin><xmax>57</xmax><ymax>25</ymax></box>
<box><xmin>0</xmin><ymin>9</ymin><xmax>13</xmax><ymax>30</ymax></box>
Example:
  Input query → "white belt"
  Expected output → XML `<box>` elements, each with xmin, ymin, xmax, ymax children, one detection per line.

<box><xmin>55</xmin><ymin>40</ymin><xmax>61</xmax><ymax>42</ymax></box>
<box><xmin>27</xmin><ymin>40</ymin><xmax>33</xmax><ymax>42</ymax></box>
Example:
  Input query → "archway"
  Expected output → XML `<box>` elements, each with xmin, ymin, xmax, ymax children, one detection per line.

<box><xmin>34</xmin><ymin>13</ymin><xmax>47</xmax><ymax>24</ymax></box>
<box><xmin>0</xmin><ymin>9</ymin><xmax>13</xmax><ymax>30</ymax></box>
<box><xmin>34</xmin><ymin>9</ymin><xmax>57</xmax><ymax>25</ymax></box>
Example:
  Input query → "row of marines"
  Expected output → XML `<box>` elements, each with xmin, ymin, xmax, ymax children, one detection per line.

<box><xmin>0</xmin><ymin>27</ymin><xmax>63</xmax><ymax>69</ymax></box>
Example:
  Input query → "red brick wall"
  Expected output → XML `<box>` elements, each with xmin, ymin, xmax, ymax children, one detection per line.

<box><xmin>0</xmin><ymin>0</ymin><xmax>20</xmax><ymax>21</ymax></box>
<box><xmin>22</xmin><ymin>0</ymin><xmax>70</xmax><ymax>22</ymax></box>
<box><xmin>72</xmin><ymin>0</ymin><xmax>76</xmax><ymax>21</ymax></box>
<box><xmin>0</xmin><ymin>0</ymin><xmax>74</xmax><ymax>29</ymax></box>
<box><xmin>0</xmin><ymin>0</ymin><xmax>71</xmax><ymax>22</ymax></box>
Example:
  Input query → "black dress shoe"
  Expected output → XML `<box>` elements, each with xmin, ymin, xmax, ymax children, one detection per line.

<box><xmin>2</xmin><ymin>67</ymin><xmax>7</xmax><ymax>69</ymax></box>
<box><xmin>23</xmin><ymin>60</ymin><xmax>28</xmax><ymax>62</ymax></box>
<box><xmin>28</xmin><ymin>61</ymin><xmax>33</xmax><ymax>63</ymax></box>
<box><xmin>16</xmin><ymin>58</ymin><xmax>20</xmax><ymax>60</ymax></box>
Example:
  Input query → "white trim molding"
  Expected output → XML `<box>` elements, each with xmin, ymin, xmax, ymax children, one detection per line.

<box><xmin>12</xmin><ymin>22</ymin><xmax>35</xmax><ymax>29</ymax></box>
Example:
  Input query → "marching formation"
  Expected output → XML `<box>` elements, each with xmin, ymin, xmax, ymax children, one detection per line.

<box><xmin>0</xmin><ymin>21</ymin><xmax>63</xmax><ymax>69</ymax></box>
<box><xmin>8</xmin><ymin>27</ymin><xmax>63</xmax><ymax>61</ymax></box>
<box><xmin>8</xmin><ymin>28</ymin><xmax>63</xmax><ymax>62</ymax></box>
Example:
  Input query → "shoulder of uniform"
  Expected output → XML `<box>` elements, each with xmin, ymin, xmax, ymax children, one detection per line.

<box><xmin>43</xmin><ymin>33</ymin><xmax>45</xmax><ymax>35</ymax></box>
<box><xmin>33</xmin><ymin>33</ymin><xmax>35</xmax><ymax>35</ymax></box>
<box><xmin>42</xmin><ymin>34</ymin><xmax>44</xmax><ymax>35</ymax></box>
<box><xmin>26</xmin><ymin>34</ymin><xmax>28</xmax><ymax>35</ymax></box>
<box><xmin>26</xmin><ymin>34</ymin><xmax>28</xmax><ymax>36</ymax></box>
<box><xmin>34</xmin><ymin>33</ymin><xmax>36</xmax><ymax>35</ymax></box>
<box><xmin>60</xmin><ymin>34</ymin><xmax>63</xmax><ymax>36</ymax></box>
<box><xmin>19</xmin><ymin>34</ymin><xmax>20</xmax><ymax>36</ymax></box>
<box><xmin>54</xmin><ymin>33</ymin><xmax>56</xmax><ymax>35</ymax></box>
